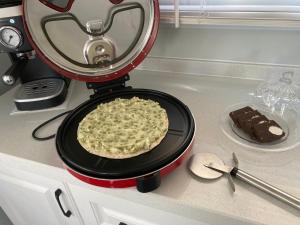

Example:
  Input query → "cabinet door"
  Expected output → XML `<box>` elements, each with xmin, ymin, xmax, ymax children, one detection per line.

<box><xmin>69</xmin><ymin>184</ymin><xmax>205</xmax><ymax>225</ymax></box>
<box><xmin>0</xmin><ymin>170</ymin><xmax>80</xmax><ymax>225</ymax></box>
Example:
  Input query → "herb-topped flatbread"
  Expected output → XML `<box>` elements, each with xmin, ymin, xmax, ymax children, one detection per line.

<box><xmin>77</xmin><ymin>97</ymin><xmax>169</xmax><ymax>159</ymax></box>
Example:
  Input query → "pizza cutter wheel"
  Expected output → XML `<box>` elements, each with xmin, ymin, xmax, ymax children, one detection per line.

<box><xmin>189</xmin><ymin>152</ymin><xmax>300</xmax><ymax>210</ymax></box>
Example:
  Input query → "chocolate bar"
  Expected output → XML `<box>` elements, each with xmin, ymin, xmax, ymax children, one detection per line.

<box><xmin>229</xmin><ymin>106</ymin><xmax>285</xmax><ymax>143</ymax></box>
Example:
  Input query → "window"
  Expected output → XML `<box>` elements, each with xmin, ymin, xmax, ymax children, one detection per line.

<box><xmin>159</xmin><ymin>0</ymin><xmax>300</xmax><ymax>27</ymax></box>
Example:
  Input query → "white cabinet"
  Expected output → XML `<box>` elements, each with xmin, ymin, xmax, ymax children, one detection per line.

<box><xmin>0</xmin><ymin>155</ymin><xmax>206</xmax><ymax>225</ymax></box>
<box><xmin>0</xmin><ymin>165</ymin><xmax>81</xmax><ymax>225</ymax></box>
<box><xmin>69</xmin><ymin>184</ymin><xmax>205</xmax><ymax>225</ymax></box>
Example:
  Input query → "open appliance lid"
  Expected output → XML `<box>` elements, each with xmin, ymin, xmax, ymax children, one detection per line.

<box><xmin>22</xmin><ymin>0</ymin><xmax>159</xmax><ymax>82</ymax></box>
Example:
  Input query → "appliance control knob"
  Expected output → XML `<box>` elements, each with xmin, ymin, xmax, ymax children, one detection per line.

<box><xmin>1</xmin><ymin>59</ymin><xmax>27</xmax><ymax>86</ymax></box>
<box><xmin>2</xmin><ymin>74</ymin><xmax>15</xmax><ymax>85</ymax></box>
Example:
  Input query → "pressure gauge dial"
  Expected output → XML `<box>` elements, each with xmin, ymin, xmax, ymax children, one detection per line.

<box><xmin>0</xmin><ymin>26</ymin><xmax>23</xmax><ymax>49</ymax></box>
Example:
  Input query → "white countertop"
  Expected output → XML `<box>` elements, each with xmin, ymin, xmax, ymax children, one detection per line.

<box><xmin>0</xmin><ymin>70</ymin><xmax>300</xmax><ymax>225</ymax></box>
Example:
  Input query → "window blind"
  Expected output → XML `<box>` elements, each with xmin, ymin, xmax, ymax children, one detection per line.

<box><xmin>160</xmin><ymin>0</ymin><xmax>300</xmax><ymax>27</ymax></box>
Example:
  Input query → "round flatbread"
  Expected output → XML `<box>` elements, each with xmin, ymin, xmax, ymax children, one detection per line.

<box><xmin>77</xmin><ymin>97</ymin><xmax>169</xmax><ymax>159</ymax></box>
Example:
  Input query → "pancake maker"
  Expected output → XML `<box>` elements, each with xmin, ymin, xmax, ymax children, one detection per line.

<box><xmin>23</xmin><ymin>0</ymin><xmax>196</xmax><ymax>192</ymax></box>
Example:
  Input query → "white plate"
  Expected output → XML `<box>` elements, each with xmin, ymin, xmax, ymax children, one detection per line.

<box><xmin>220</xmin><ymin>102</ymin><xmax>300</xmax><ymax>152</ymax></box>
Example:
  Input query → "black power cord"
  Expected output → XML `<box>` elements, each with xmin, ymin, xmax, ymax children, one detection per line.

<box><xmin>32</xmin><ymin>110</ymin><xmax>72</xmax><ymax>141</ymax></box>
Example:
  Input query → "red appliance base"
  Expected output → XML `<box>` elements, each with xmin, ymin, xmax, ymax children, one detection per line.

<box><xmin>65</xmin><ymin>139</ymin><xmax>194</xmax><ymax>191</ymax></box>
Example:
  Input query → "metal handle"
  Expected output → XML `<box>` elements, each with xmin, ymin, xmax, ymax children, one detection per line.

<box><xmin>55</xmin><ymin>189</ymin><xmax>72</xmax><ymax>217</ymax></box>
<box><xmin>2</xmin><ymin>59</ymin><xmax>27</xmax><ymax>86</ymax></box>
<box><xmin>235</xmin><ymin>169</ymin><xmax>300</xmax><ymax>210</ymax></box>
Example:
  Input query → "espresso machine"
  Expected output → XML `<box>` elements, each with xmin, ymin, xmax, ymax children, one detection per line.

<box><xmin>0</xmin><ymin>0</ymin><xmax>70</xmax><ymax>110</ymax></box>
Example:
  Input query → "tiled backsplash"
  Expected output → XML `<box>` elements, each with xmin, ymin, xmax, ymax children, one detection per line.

<box><xmin>138</xmin><ymin>56</ymin><xmax>300</xmax><ymax>82</ymax></box>
<box><xmin>138</xmin><ymin>25</ymin><xmax>300</xmax><ymax>82</ymax></box>
<box><xmin>1</xmin><ymin>24</ymin><xmax>300</xmax><ymax>83</ymax></box>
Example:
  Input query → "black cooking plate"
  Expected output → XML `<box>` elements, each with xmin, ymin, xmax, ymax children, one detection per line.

<box><xmin>56</xmin><ymin>89</ymin><xmax>195</xmax><ymax>179</ymax></box>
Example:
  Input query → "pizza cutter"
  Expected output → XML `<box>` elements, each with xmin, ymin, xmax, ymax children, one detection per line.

<box><xmin>189</xmin><ymin>152</ymin><xmax>300</xmax><ymax>210</ymax></box>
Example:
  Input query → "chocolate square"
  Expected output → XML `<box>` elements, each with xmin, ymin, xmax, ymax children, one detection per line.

<box><xmin>253</xmin><ymin>120</ymin><xmax>285</xmax><ymax>143</ymax></box>
<box><xmin>243</xmin><ymin>115</ymin><xmax>268</xmax><ymax>137</ymax></box>
<box><xmin>238</xmin><ymin>110</ymin><xmax>261</xmax><ymax>130</ymax></box>
<box><xmin>229</xmin><ymin>106</ymin><xmax>254</xmax><ymax>128</ymax></box>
